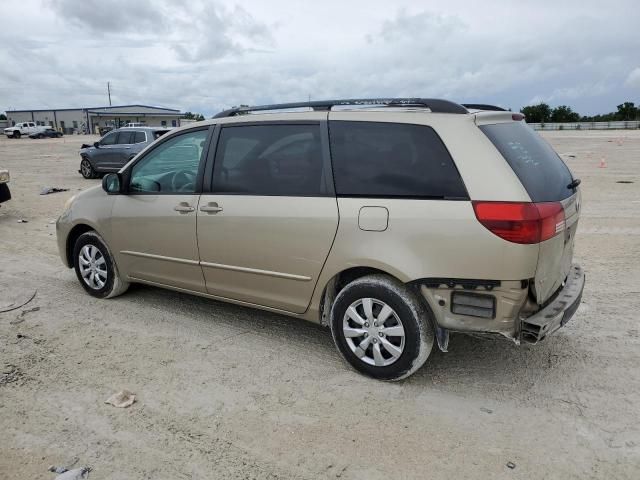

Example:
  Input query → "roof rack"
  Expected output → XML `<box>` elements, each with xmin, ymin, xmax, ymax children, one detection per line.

<box><xmin>462</xmin><ymin>104</ymin><xmax>508</xmax><ymax>112</ymax></box>
<box><xmin>213</xmin><ymin>98</ymin><xmax>469</xmax><ymax>118</ymax></box>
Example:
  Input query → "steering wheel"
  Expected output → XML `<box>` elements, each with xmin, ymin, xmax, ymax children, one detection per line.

<box><xmin>171</xmin><ymin>170</ymin><xmax>196</xmax><ymax>192</ymax></box>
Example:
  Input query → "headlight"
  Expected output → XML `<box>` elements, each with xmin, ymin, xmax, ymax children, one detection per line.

<box><xmin>0</xmin><ymin>170</ymin><xmax>9</xmax><ymax>183</ymax></box>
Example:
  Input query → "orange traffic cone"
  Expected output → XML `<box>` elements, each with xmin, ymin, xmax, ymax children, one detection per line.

<box><xmin>598</xmin><ymin>157</ymin><xmax>607</xmax><ymax>168</ymax></box>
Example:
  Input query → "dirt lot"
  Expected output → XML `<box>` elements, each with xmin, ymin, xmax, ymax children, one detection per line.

<box><xmin>1</xmin><ymin>130</ymin><xmax>639</xmax><ymax>479</ymax></box>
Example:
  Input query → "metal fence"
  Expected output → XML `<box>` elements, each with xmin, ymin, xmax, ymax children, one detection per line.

<box><xmin>529</xmin><ymin>121</ymin><xmax>640</xmax><ymax>131</ymax></box>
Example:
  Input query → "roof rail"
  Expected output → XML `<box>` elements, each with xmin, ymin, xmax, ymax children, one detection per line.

<box><xmin>213</xmin><ymin>98</ymin><xmax>469</xmax><ymax>118</ymax></box>
<box><xmin>462</xmin><ymin>104</ymin><xmax>508</xmax><ymax>112</ymax></box>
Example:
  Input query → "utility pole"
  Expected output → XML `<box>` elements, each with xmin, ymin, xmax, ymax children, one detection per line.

<box><xmin>107</xmin><ymin>82</ymin><xmax>112</xmax><ymax>106</ymax></box>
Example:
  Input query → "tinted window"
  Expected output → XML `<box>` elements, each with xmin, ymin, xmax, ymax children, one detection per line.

<box><xmin>130</xmin><ymin>129</ymin><xmax>208</xmax><ymax>193</ymax></box>
<box><xmin>480</xmin><ymin>123</ymin><xmax>574</xmax><ymax>202</ymax></box>
<box><xmin>116</xmin><ymin>131</ymin><xmax>134</xmax><ymax>144</ymax></box>
<box><xmin>100</xmin><ymin>132</ymin><xmax>117</xmax><ymax>145</ymax></box>
<box><xmin>329</xmin><ymin>121</ymin><xmax>467</xmax><ymax>198</ymax></box>
<box><xmin>133</xmin><ymin>131</ymin><xmax>146</xmax><ymax>143</ymax></box>
<box><xmin>212</xmin><ymin>125</ymin><xmax>325</xmax><ymax>196</ymax></box>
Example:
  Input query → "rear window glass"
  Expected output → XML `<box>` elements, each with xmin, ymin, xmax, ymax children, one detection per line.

<box><xmin>329</xmin><ymin>121</ymin><xmax>467</xmax><ymax>199</ymax></box>
<box><xmin>480</xmin><ymin>123</ymin><xmax>574</xmax><ymax>202</ymax></box>
<box><xmin>134</xmin><ymin>131</ymin><xmax>146</xmax><ymax>143</ymax></box>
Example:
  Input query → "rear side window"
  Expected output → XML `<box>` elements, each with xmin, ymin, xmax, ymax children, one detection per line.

<box><xmin>212</xmin><ymin>124</ymin><xmax>326</xmax><ymax>196</ymax></box>
<box><xmin>480</xmin><ymin>123</ymin><xmax>574</xmax><ymax>202</ymax></box>
<box><xmin>329</xmin><ymin>121</ymin><xmax>467</xmax><ymax>199</ymax></box>
<box><xmin>133</xmin><ymin>131</ymin><xmax>146</xmax><ymax>143</ymax></box>
<box><xmin>116</xmin><ymin>131</ymin><xmax>134</xmax><ymax>144</ymax></box>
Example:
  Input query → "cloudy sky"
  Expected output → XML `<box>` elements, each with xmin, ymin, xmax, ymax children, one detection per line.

<box><xmin>1</xmin><ymin>0</ymin><xmax>639</xmax><ymax>117</ymax></box>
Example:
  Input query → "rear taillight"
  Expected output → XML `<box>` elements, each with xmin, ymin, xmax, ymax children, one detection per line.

<box><xmin>472</xmin><ymin>201</ymin><xmax>565</xmax><ymax>244</ymax></box>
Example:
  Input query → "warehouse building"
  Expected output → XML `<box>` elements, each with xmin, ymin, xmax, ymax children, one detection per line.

<box><xmin>5</xmin><ymin>104</ymin><xmax>186</xmax><ymax>134</ymax></box>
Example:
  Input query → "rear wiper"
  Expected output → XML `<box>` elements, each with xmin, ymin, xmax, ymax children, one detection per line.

<box><xmin>567</xmin><ymin>178</ymin><xmax>581</xmax><ymax>190</ymax></box>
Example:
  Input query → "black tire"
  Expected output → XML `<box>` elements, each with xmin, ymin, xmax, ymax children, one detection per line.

<box><xmin>13</xmin><ymin>131</ymin><xmax>20</xmax><ymax>139</ymax></box>
<box><xmin>56</xmin><ymin>132</ymin><xmax>63</xmax><ymax>138</ymax></box>
<box><xmin>72</xmin><ymin>231</ymin><xmax>129</xmax><ymax>299</ymax></box>
<box><xmin>80</xmin><ymin>158</ymin><xmax>97</xmax><ymax>179</ymax></box>
<box><xmin>330</xmin><ymin>274</ymin><xmax>434</xmax><ymax>381</ymax></box>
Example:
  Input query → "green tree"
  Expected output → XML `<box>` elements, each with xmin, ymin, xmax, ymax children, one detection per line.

<box><xmin>0</xmin><ymin>113</ymin><xmax>6</xmax><ymax>120</ymax></box>
<box><xmin>183</xmin><ymin>111</ymin><xmax>205</xmax><ymax>121</ymax></box>
<box><xmin>550</xmin><ymin>105</ymin><xmax>580</xmax><ymax>123</ymax></box>
<box><xmin>520</xmin><ymin>103</ymin><xmax>552</xmax><ymax>123</ymax></box>
<box><xmin>615</xmin><ymin>102</ymin><xmax>637</xmax><ymax>121</ymax></box>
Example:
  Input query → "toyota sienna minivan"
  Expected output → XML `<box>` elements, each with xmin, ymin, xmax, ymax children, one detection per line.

<box><xmin>57</xmin><ymin>98</ymin><xmax>584</xmax><ymax>380</ymax></box>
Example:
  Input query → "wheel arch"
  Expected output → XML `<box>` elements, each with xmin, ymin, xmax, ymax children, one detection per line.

<box><xmin>65</xmin><ymin>224</ymin><xmax>95</xmax><ymax>267</ymax></box>
<box><xmin>318</xmin><ymin>266</ymin><xmax>404</xmax><ymax>326</ymax></box>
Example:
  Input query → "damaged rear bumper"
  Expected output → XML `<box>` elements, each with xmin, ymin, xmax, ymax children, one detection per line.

<box><xmin>520</xmin><ymin>264</ymin><xmax>585</xmax><ymax>344</ymax></box>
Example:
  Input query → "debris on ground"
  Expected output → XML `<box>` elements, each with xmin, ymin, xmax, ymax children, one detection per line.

<box><xmin>105</xmin><ymin>390</ymin><xmax>136</xmax><ymax>408</ymax></box>
<box><xmin>506</xmin><ymin>461</ymin><xmax>516</xmax><ymax>469</ymax></box>
<box><xmin>17</xmin><ymin>218</ymin><xmax>28</xmax><ymax>223</ymax></box>
<box><xmin>40</xmin><ymin>187</ymin><xmax>70</xmax><ymax>195</ymax></box>
<box><xmin>51</xmin><ymin>466</ymin><xmax>92</xmax><ymax>479</ymax></box>
<box><xmin>11</xmin><ymin>306</ymin><xmax>40</xmax><ymax>325</ymax></box>
<box><xmin>616</xmin><ymin>180</ymin><xmax>634</xmax><ymax>184</ymax></box>
<box><xmin>0</xmin><ymin>364</ymin><xmax>22</xmax><ymax>386</ymax></box>
<box><xmin>480</xmin><ymin>407</ymin><xmax>493</xmax><ymax>414</ymax></box>
<box><xmin>0</xmin><ymin>290</ymin><xmax>37</xmax><ymax>313</ymax></box>
<box><xmin>49</xmin><ymin>457</ymin><xmax>80</xmax><ymax>475</ymax></box>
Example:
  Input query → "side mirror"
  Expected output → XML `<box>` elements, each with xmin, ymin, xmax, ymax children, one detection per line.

<box><xmin>93</xmin><ymin>141</ymin><xmax>100</xmax><ymax>148</ymax></box>
<box><xmin>102</xmin><ymin>173</ymin><xmax>122</xmax><ymax>194</ymax></box>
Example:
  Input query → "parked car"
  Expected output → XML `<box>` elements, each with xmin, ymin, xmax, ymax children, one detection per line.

<box><xmin>57</xmin><ymin>98</ymin><xmax>584</xmax><ymax>380</ymax></box>
<box><xmin>29</xmin><ymin>127</ymin><xmax>63</xmax><ymax>139</ymax></box>
<box><xmin>4</xmin><ymin>122</ymin><xmax>48</xmax><ymax>138</ymax></box>
<box><xmin>0</xmin><ymin>169</ymin><xmax>10</xmax><ymax>205</ymax></box>
<box><xmin>78</xmin><ymin>127</ymin><xmax>171</xmax><ymax>179</ymax></box>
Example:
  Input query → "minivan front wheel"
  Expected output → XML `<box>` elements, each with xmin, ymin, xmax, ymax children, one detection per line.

<box><xmin>330</xmin><ymin>275</ymin><xmax>434</xmax><ymax>380</ymax></box>
<box><xmin>73</xmin><ymin>231</ymin><xmax>129</xmax><ymax>299</ymax></box>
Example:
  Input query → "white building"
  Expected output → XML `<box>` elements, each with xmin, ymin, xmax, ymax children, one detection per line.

<box><xmin>6</xmin><ymin>104</ymin><xmax>186</xmax><ymax>134</ymax></box>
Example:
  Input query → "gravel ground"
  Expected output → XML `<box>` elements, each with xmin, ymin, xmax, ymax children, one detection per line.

<box><xmin>1</xmin><ymin>131</ymin><xmax>639</xmax><ymax>479</ymax></box>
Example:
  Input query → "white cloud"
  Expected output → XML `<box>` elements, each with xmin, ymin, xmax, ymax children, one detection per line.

<box><xmin>625</xmin><ymin>67</ymin><xmax>640</xmax><ymax>88</ymax></box>
<box><xmin>0</xmin><ymin>0</ymin><xmax>638</xmax><ymax>116</ymax></box>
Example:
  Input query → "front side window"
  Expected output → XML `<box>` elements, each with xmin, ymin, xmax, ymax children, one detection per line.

<box><xmin>329</xmin><ymin>121</ymin><xmax>467</xmax><ymax>199</ymax></box>
<box><xmin>212</xmin><ymin>124</ymin><xmax>325</xmax><ymax>196</ymax></box>
<box><xmin>100</xmin><ymin>132</ymin><xmax>118</xmax><ymax>145</ymax></box>
<box><xmin>129</xmin><ymin>129</ymin><xmax>208</xmax><ymax>193</ymax></box>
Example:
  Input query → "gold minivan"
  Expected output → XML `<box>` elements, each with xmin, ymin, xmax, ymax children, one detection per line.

<box><xmin>57</xmin><ymin>98</ymin><xmax>585</xmax><ymax>380</ymax></box>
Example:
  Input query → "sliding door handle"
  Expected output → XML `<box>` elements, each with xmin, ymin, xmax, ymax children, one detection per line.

<box><xmin>200</xmin><ymin>203</ymin><xmax>223</xmax><ymax>213</ymax></box>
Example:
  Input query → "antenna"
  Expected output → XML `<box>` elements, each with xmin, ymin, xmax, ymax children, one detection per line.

<box><xmin>107</xmin><ymin>82</ymin><xmax>112</xmax><ymax>106</ymax></box>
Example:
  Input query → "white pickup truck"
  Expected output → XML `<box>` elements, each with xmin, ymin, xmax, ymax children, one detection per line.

<box><xmin>4</xmin><ymin>122</ymin><xmax>48</xmax><ymax>139</ymax></box>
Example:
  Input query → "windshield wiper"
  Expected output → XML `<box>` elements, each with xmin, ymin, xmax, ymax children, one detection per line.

<box><xmin>567</xmin><ymin>178</ymin><xmax>581</xmax><ymax>190</ymax></box>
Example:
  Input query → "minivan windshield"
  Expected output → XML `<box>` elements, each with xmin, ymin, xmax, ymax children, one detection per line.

<box><xmin>480</xmin><ymin>122</ymin><xmax>574</xmax><ymax>202</ymax></box>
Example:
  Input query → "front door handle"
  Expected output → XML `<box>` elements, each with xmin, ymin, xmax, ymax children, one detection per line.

<box><xmin>200</xmin><ymin>202</ymin><xmax>223</xmax><ymax>214</ymax></box>
<box><xmin>174</xmin><ymin>202</ymin><xmax>195</xmax><ymax>213</ymax></box>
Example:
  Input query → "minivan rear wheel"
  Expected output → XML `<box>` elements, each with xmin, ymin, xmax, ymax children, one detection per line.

<box><xmin>330</xmin><ymin>274</ymin><xmax>434</xmax><ymax>380</ymax></box>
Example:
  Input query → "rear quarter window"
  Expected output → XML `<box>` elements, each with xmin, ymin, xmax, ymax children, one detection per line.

<box><xmin>329</xmin><ymin>121</ymin><xmax>467</xmax><ymax>199</ymax></box>
<box><xmin>479</xmin><ymin>122</ymin><xmax>574</xmax><ymax>202</ymax></box>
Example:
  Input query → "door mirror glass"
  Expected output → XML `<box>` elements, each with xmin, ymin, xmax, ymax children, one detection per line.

<box><xmin>102</xmin><ymin>173</ymin><xmax>121</xmax><ymax>194</ymax></box>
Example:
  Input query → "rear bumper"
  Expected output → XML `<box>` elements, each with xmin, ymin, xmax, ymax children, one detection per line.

<box><xmin>520</xmin><ymin>264</ymin><xmax>585</xmax><ymax>344</ymax></box>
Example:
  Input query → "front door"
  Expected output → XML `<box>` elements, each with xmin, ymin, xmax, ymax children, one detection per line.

<box><xmin>197</xmin><ymin>122</ymin><xmax>339</xmax><ymax>313</ymax></box>
<box><xmin>110</xmin><ymin>127</ymin><xmax>211</xmax><ymax>292</ymax></box>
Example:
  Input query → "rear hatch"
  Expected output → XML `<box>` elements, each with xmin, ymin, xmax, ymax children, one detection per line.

<box><xmin>479</xmin><ymin>121</ymin><xmax>580</xmax><ymax>304</ymax></box>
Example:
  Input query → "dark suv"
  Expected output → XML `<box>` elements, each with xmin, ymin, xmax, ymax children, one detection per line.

<box><xmin>79</xmin><ymin>127</ymin><xmax>170</xmax><ymax>179</ymax></box>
